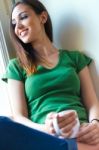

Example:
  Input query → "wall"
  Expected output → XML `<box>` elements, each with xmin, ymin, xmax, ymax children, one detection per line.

<box><xmin>40</xmin><ymin>0</ymin><xmax>99</xmax><ymax>98</ymax></box>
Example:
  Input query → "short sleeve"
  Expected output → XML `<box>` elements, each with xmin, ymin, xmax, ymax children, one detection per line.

<box><xmin>2</xmin><ymin>58</ymin><xmax>25</xmax><ymax>83</ymax></box>
<box><xmin>67</xmin><ymin>50</ymin><xmax>92</xmax><ymax>73</ymax></box>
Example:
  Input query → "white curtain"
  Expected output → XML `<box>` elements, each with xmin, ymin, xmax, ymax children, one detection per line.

<box><xmin>0</xmin><ymin>21</ymin><xmax>12</xmax><ymax>116</ymax></box>
<box><xmin>0</xmin><ymin>21</ymin><xmax>9</xmax><ymax>75</ymax></box>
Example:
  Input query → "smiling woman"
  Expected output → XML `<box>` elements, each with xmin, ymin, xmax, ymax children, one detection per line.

<box><xmin>1</xmin><ymin>0</ymin><xmax>99</xmax><ymax>150</ymax></box>
<box><xmin>11</xmin><ymin>3</ymin><xmax>46</xmax><ymax>44</ymax></box>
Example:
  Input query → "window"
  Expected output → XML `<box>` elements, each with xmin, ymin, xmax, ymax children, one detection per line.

<box><xmin>0</xmin><ymin>21</ymin><xmax>12</xmax><ymax>116</ymax></box>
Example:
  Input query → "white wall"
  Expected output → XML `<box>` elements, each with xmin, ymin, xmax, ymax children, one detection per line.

<box><xmin>40</xmin><ymin>0</ymin><xmax>99</xmax><ymax>98</ymax></box>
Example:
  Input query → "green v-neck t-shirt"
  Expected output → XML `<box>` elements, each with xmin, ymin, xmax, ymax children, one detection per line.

<box><xmin>2</xmin><ymin>50</ymin><xmax>92</xmax><ymax>124</ymax></box>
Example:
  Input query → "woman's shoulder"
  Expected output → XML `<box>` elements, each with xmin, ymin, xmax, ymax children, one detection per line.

<box><xmin>8</xmin><ymin>57</ymin><xmax>20</xmax><ymax>66</ymax></box>
<box><xmin>60</xmin><ymin>49</ymin><xmax>82</xmax><ymax>60</ymax></box>
<box><xmin>7</xmin><ymin>57</ymin><xmax>25</xmax><ymax>75</ymax></box>
<box><xmin>60</xmin><ymin>49</ymin><xmax>81</xmax><ymax>55</ymax></box>
<box><xmin>60</xmin><ymin>49</ymin><xmax>92</xmax><ymax>70</ymax></box>
<box><xmin>61</xmin><ymin>49</ymin><xmax>92</xmax><ymax>61</ymax></box>
<box><xmin>2</xmin><ymin>58</ymin><xmax>26</xmax><ymax>82</ymax></box>
<box><xmin>8</xmin><ymin>58</ymin><xmax>24</xmax><ymax>71</ymax></box>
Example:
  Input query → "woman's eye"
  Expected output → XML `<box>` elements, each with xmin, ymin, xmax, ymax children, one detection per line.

<box><xmin>20</xmin><ymin>15</ymin><xmax>28</xmax><ymax>20</ymax></box>
<box><xmin>11</xmin><ymin>14</ymin><xmax>28</xmax><ymax>29</ymax></box>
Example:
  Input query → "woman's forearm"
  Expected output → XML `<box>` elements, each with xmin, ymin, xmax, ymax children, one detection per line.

<box><xmin>12</xmin><ymin>115</ymin><xmax>47</xmax><ymax>133</ymax></box>
<box><xmin>88</xmin><ymin>102</ymin><xmax>99</xmax><ymax>122</ymax></box>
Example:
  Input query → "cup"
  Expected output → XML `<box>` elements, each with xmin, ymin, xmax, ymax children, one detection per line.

<box><xmin>53</xmin><ymin>110</ymin><xmax>80</xmax><ymax>138</ymax></box>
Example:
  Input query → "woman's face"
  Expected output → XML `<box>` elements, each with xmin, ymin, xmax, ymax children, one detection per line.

<box><xmin>12</xmin><ymin>3</ymin><xmax>47</xmax><ymax>44</ymax></box>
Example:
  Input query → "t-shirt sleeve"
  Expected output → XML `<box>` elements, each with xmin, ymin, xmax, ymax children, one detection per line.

<box><xmin>68</xmin><ymin>50</ymin><xmax>92</xmax><ymax>73</ymax></box>
<box><xmin>2</xmin><ymin>59</ymin><xmax>25</xmax><ymax>83</ymax></box>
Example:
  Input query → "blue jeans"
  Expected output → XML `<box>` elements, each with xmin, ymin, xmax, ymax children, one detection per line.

<box><xmin>0</xmin><ymin>116</ymin><xmax>77</xmax><ymax>150</ymax></box>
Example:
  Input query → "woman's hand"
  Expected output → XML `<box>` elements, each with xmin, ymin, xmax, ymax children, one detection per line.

<box><xmin>45</xmin><ymin>111</ymin><xmax>77</xmax><ymax>138</ymax></box>
<box><xmin>77</xmin><ymin>122</ymin><xmax>99</xmax><ymax>145</ymax></box>
<box><xmin>56</xmin><ymin>110</ymin><xmax>77</xmax><ymax>138</ymax></box>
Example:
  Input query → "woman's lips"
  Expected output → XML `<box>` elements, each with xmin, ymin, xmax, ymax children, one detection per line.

<box><xmin>20</xmin><ymin>29</ymin><xmax>28</xmax><ymax>37</ymax></box>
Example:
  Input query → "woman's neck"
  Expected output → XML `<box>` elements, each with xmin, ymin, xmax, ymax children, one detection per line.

<box><xmin>31</xmin><ymin>35</ymin><xmax>58</xmax><ymax>58</ymax></box>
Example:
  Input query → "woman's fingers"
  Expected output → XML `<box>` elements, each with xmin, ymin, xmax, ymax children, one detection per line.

<box><xmin>61</xmin><ymin>130</ymin><xmax>73</xmax><ymax>138</ymax></box>
<box><xmin>60</xmin><ymin>120</ymin><xmax>77</xmax><ymax>137</ymax></box>
<box><xmin>55</xmin><ymin>111</ymin><xmax>77</xmax><ymax>137</ymax></box>
<box><xmin>58</xmin><ymin>111</ymin><xmax>77</xmax><ymax>123</ymax></box>
<box><xmin>77</xmin><ymin>123</ymin><xmax>97</xmax><ymax>137</ymax></box>
<box><xmin>88</xmin><ymin>138</ymin><xmax>99</xmax><ymax>145</ymax></box>
<box><xmin>77</xmin><ymin>122</ymin><xmax>99</xmax><ymax>145</ymax></box>
<box><xmin>58</xmin><ymin>114</ymin><xmax>77</xmax><ymax>129</ymax></box>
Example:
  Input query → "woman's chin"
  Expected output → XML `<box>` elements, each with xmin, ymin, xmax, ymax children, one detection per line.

<box><xmin>21</xmin><ymin>39</ymin><xmax>32</xmax><ymax>44</ymax></box>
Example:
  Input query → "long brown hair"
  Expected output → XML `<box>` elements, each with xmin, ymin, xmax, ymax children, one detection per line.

<box><xmin>10</xmin><ymin>0</ymin><xmax>53</xmax><ymax>75</ymax></box>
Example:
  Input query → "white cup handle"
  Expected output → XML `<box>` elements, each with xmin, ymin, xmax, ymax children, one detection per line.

<box><xmin>53</xmin><ymin>110</ymin><xmax>80</xmax><ymax>138</ymax></box>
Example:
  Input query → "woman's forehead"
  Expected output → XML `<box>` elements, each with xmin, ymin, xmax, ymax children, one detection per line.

<box><xmin>12</xmin><ymin>3</ymin><xmax>32</xmax><ymax>19</ymax></box>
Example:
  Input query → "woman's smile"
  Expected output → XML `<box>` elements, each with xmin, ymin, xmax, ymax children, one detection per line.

<box><xmin>20</xmin><ymin>29</ymin><xmax>29</xmax><ymax>37</ymax></box>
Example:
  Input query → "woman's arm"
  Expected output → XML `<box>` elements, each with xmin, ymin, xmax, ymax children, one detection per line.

<box><xmin>79</xmin><ymin>66</ymin><xmax>99</xmax><ymax>122</ymax></box>
<box><xmin>77</xmin><ymin>66</ymin><xmax>99</xmax><ymax>145</ymax></box>
<box><xmin>7</xmin><ymin>79</ymin><xmax>47</xmax><ymax>133</ymax></box>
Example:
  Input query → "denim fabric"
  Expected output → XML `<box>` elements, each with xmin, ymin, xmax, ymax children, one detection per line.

<box><xmin>0</xmin><ymin>116</ymin><xmax>77</xmax><ymax>150</ymax></box>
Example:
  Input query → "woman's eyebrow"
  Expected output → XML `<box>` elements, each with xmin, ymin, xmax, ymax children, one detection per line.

<box><xmin>12</xmin><ymin>11</ymin><xmax>28</xmax><ymax>22</ymax></box>
<box><xmin>19</xmin><ymin>11</ymin><xmax>28</xmax><ymax>17</ymax></box>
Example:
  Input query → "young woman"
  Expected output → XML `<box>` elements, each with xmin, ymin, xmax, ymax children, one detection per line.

<box><xmin>2</xmin><ymin>0</ymin><xmax>99</xmax><ymax>149</ymax></box>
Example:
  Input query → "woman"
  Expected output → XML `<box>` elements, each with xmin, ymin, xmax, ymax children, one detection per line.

<box><xmin>2</xmin><ymin>0</ymin><xmax>99</xmax><ymax>149</ymax></box>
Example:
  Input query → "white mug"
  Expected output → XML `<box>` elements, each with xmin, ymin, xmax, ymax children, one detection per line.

<box><xmin>53</xmin><ymin>110</ymin><xmax>80</xmax><ymax>138</ymax></box>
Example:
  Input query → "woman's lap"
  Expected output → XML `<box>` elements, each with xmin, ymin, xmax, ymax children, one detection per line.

<box><xmin>0</xmin><ymin>116</ymin><xmax>98</xmax><ymax>150</ymax></box>
<box><xmin>78</xmin><ymin>141</ymin><xmax>99</xmax><ymax>150</ymax></box>
<box><xmin>0</xmin><ymin>116</ymin><xmax>77</xmax><ymax>150</ymax></box>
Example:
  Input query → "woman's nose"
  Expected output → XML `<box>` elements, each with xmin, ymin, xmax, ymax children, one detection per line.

<box><xmin>16</xmin><ymin>21</ymin><xmax>23</xmax><ymax>29</ymax></box>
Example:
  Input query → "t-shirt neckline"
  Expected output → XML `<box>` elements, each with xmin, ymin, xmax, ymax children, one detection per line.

<box><xmin>37</xmin><ymin>49</ymin><xmax>63</xmax><ymax>70</ymax></box>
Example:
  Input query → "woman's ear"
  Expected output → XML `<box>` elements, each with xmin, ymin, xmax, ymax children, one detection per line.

<box><xmin>40</xmin><ymin>11</ymin><xmax>48</xmax><ymax>24</ymax></box>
